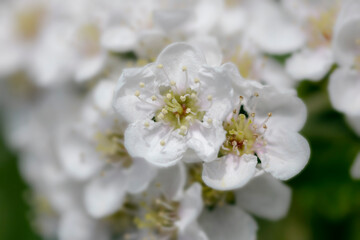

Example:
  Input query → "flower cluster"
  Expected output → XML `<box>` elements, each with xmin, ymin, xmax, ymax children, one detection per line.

<box><xmin>1</xmin><ymin>0</ymin><xmax>359</xmax><ymax>240</ymax></box>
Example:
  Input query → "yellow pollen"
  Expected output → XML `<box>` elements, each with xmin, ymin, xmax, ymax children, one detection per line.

<box><xmin>144</xmin><ymin>121</ymin><xmax>150</xmax><ymax>127</ymax></box>
<box><xmin>135</xmin><ymin>90</ymin><xmax>140</xmax><ymax>97</ymax></box>
<box><xmin>139</xmin><ymin>82</ymin><xmax>145</xmax><ymax>88</ymax></box>
<box><xmin>151</xmin><ymin>95</ymin><xmax>157</xmax><ymax>101</ymax></box>
<box><xmin>160</xmin><ymin>140</ymin><xmax>166</xmax><ymax>146</ymax></box>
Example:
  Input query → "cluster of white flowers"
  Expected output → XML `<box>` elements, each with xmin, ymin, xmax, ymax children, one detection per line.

<box><xmin>0</xmin><ymin>0</ymin><xmax>359</xmax><ymax>239</ymax></box>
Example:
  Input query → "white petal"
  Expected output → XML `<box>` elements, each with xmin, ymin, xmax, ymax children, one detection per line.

<box><xmin>286</xmin><ymin>47</ymin><xmax>334</xmax><ymax>81</ymax></box>
<box><xmin>177</xmin><ymin>183</ymin><xmax>203</xmax><ymax>232</ymax></box>
<box><xmin>202</xmin><ymin>154</ymin><xmax>258</xmax><ymax>191</ymax></box>
<box><xmin>113</xmin><ymin>65</ymin><xmax>159</xmax><ymax>123</ymax></box>
<box><xmin>84</xmin><ymin>168</ymin><xmax>127</xmax><ymax>218</ymax></box>
<box><xmin>75</xmin><ymin>53</ymin><xmax>107</xmax><ymax>83</ymax></box>
<box><xmin>199</xmin><ymin>206</ymin><xmax>257</xmax><ymax>240</ymax></box>
<box><xmin>187</xmin><ymin>121</ymin><xmax>226</xmax><ymax>162</ymax></box>
<box><xmin>151</xmin><ymin>163</ymin><xmax>187</xmax><ymax>201</ymax></box>
<box><xmin>350</xmin><ymin>152</ymin><xmax>360</xmax><ymax>179</ymax></box>
<box><xmin>124</xmin><ymin>120</ymin><xmax>187</xmax><ymax>167</ymax></box>
<box><xmin>153</xmin><ymin>9</ymin><xmax>192</xmax><ymax>32</ymax></box>
<box><xmin>58</xmin><ymin>211</ymin><xmax>109</xmax><ymax>240</ymax></box>
<box><xmin>248</xmin><ymin>0</ymin><xmax>305</xmax><ymax>54</ymax></box>
<box><xmin>135</xmin><ymin>30</ymin><xmax>169</xmax><ymax>60</ymax></box>
<box><xmin>57</xmin><ymin>130</ymin><xmax>104</xmax><ymax>181</ymax></box>
<box><xmin>198</xmin><ymin>65</ymin><xmax>234</xmax><ymax>121</ymax></box>
<box><xmin>155</xmin><ymin>42</ymin><xmax>206</xmax><ymax>90</ymax></box>
<box><xmin>236</xmin><ymin>173</ymin><xmax>291</xmax><ymax>220</ymax></box>
<box><xmin>333</xmin><ymin>0</ymin><xmax>360</xmax><ymax>66</ymax></box>
<box><xmin>259</xmin><ymin>130</ymin><xmax>310</xmax><ymax>180</ymax></box>
<box><xmin>179</xmin><ymin>222</ymin><xmax>209</xmax><ymax>240</ymax></box>
<box><xmin>125</xmin><ymin>158</ymin><xmax>158</xmax><ymax>194</ymax></box>
<box><xmin>91</xmin><ymin>80</ymin><xmax>116</xmax><ymax>112</ymax></box>
<box><xmin>189</xmin><ymin>36</ymin><xmax>222</xmax><ymax>67</ymax></box>
<box><xmin>260</xmin><ymin>58</ymin><xmax>296</xmax><ymax>90</ymax></box>
<box><xmin>246</xmin><ymin>85</ymin><xmax>307</xmax><ymax>132</ymax></box>
<box><xmin>346</xmin><ymin>114</ymin><xmax>360</xmax><ymax>136</ymax></box>
<box><xmin>328</xmin><ymin>68</ymin><xmax>360</xmax><ymax>116</ymax></box>
<box><xmin>101</xmin><ymin>26</ymin><xmax>137</xmax><ymax>52</ymax></box>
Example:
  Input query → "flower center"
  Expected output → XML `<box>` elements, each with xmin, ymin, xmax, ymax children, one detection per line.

<box><xmin>95</xmin><ymin>131</ymin><xmax>132</xmax><ymax>168</ymax></box>
<box><xmin>76</xmin><ymin>24</ymin><xmax>101</xmax><ymax>57</ymax></box>
<box><xmin>135</xmin><ymin>196</ymin><xmax>179</xmax><ymax>239</ymax></box>
<box><xmin>307</xmin><ymin>6</ymin><xmax>338</xmax><ymax>48</ymax></box>
<box><xmin>230</xmin><ymin>49</ymin><xmax>255</xmax><ymax>79</ymax></box>
<box><xmin>154</xmin><ymin>88</ymin><xmax>205</xmax><ymax>135</ymax></box>
<box><xmin>15</xmin><ymin>5</ymin><xmax>45</xmax><ymax>40</ymax></box>
<box><xmin>220</xmin><ymin>96</ymin><xmax>271</xmax><ymax>158</ymax></box>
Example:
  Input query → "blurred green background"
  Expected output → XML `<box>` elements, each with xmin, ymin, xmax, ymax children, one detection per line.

<box><xmin>0</xmin><ymin>79</ymin><xmax>359</xmax><ymax>240</ymax></box>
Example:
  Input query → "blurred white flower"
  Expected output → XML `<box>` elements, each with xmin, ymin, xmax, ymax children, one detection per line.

<box><xmin>114</xmin><ymin>42</ymin><xmax>234</xmax><ymax>166</ymax></box>
<box><xmin>283</xmin><ymin>0</ymin><xmax>340</xmax><ymax>81</ymax></box>
<box><xmin>203</xmin><ymin>69</ymin><xmax>310</xmax><ymax>190</ymax></box>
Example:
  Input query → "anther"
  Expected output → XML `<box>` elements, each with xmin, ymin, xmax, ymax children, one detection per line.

<box><xmin>233</xmin><ymin>109</ymin><xmax>237</xmax><ymax>114</ymax></box>
<box><xmin>263</xmin><ymin>124</ymin><xmax>267</xmax><ymax>129</ymax></box>
<box><xmin>191</xmin><ymin>93</ymin><xmax>197</xmax><ymax>99</ymax></box>
<box><xmin>194</xmin><ymin>78</ymin><xmax>200</xmax><ymax>83</ymax></box>
<box><xmin>239</xmin><ymin>96</ymin><xmax>244</xmax><ymax>101</ymax></box>
<box><xmin>180</xmin><ymin>96</ymin><xmax>186</xmax><ymax>102</ymax></box>
<box><xmin>139</xmin><ymin>82</ymin><xmax>145</xmax><ymax>88</ymax></box>
<box><xmin>207</xmin><ymin>118</ymin><xmax>213</xmax><ymax>124</ymax></box>
<box><xmin>157</xmin><ymin>64</ymin><xmax>163</xmax><ymax>68</ymax></box>
<box><xmin>158</xmin><ymin>113</ymin><xmax>164</xmax><ymax>120</ymax></box>
<box><xmin>151</xmin><ymin>95</ymin><xmax>157</xmax><ymax>101</ymax></box>
<box><xmin>170</xmin><ymin>80</ymin><xmax>176</xmax><ymax>86</ymax></box>
<box><xmin>185</xmin><ymin>116</ymin><xmax>192</xmax><ymax>121</ymax></box>
<box><xmin>251</xmin><ymin>113</ymin><xmax>255</xmax><ymax>118</ymax></box>
<box><xmin>207</xmin><ymin>95</ymin><xmax>213</xmax><ymax>101</ymax></box>
<box><xmin>160</xmin><ymin>140</ymin><xmax>166</xmax><ymax>146</ymax></box>
<box><xmin>268</xmin><ymin>112</ymin><xmax>272</xmax><ymax>117</ymax></box>
<box><xmin>161</xmin><ymin>108</ymin><xmax>168</xmax><ymax>114</ymax></box>
<box><xmin>232</xmin><ymin>141</ymin><xmax>237</xmax><ymax>146</ymax></box>
<box><xmin>144</xmin><ymin>121</ymin><xmax>150</xmax><ymax>127</ymax></box>
<box><xmin>185</xmin><ymin>108</ymin><xmax>191</xmax><ymax>114</ymax></box>
<box><xmin>254</xmin><ymin>92</ymin><xmax>259</xmax><ymax>97</ymax></box>
<box><xmin>135</xmin><ymin>90</ymin><xmax>140</xmax><ymax>97</ymax></box>
<box><xmin>166</xmin><ymin>93</ymin><xmax>172</xmax><ymax>99</ymax></box>
<box><xmin>182</xmin><ymin>66</ymin><xmax>187</xmax><ymax>71</ymax></box>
